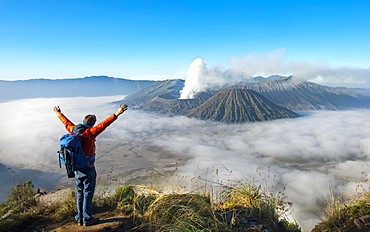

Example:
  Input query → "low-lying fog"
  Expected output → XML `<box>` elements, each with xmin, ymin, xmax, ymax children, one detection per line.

<box><xmin>1</xmin><ymin>96</ymin><xmax>369</xmax><ymax>232</ymax></box>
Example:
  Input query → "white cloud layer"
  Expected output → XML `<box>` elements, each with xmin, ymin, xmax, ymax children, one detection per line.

<box><xmin>230</xmin><ymin>48</ymin><xmax>370</xmax><ymax>85</ymax></box>
<box><xmin>1</xmin><ymin>97</ymin><xmax>370</xmax><ymax>231</ymax></box>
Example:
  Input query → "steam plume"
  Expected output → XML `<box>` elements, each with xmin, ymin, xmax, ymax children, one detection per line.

<box><xmin>179</xmin><ymin>58</ymin><xmax>207</xmax><ymax>99</ymax></box>
<box><xmin>179</xmin><ymin>58</ymin><xmax>228</xmax><ymax>99</ymax></box>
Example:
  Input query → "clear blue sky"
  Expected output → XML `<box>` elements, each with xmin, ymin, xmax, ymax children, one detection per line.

<box><xmin>0</xmin><ymin>0</ymin><xmax>369</xmax><ymax>81</ymax></box>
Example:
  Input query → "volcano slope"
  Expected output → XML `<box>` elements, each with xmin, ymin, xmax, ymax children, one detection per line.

<box><xmin>187</xmin><ymin>88</ymin><xmax>299</xmax><ymax>123</ymax></box>
<box><xmin>226</xmin><ymin>76</ymin><xmax>370</xmax><ymax>110</ymax></box>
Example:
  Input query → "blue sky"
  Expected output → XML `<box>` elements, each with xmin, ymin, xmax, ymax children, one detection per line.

<box><xmin>0</xmin><ymin>0</ymin><xmax>369</xmax><ymax>83</ymax></box>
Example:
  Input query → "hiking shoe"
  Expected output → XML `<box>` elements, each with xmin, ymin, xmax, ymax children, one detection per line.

<box><xmin>83</xmin><ymin>217</ymin><xmax>100</xmax><ymax>226</ymax></box>
<box><xmin>76</xmin><ymin>218</ymin><xmax>83</xmax><ymax>226</ymax></box>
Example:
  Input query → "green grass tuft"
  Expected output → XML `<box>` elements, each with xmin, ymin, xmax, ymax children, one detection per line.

<box><xmin>47</xmin><ymin>190</ymin><xmax>77</xmax><ymax>220</ymax></box>
<box><xmin>145</xmin><ymin>193</ymin><xmax>224</xmax><ymax>232</ymax></box>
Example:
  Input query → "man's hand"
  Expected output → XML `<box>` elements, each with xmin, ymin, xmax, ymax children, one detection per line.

<box><xmin>115</xmin><ymin>104</ymin><xmax>128</xmax><ymax>116</ymax></box>
<box><xmin>53</xmin><ymin>106</ymin><xmax>61</xmax><ymax>115</ymax></box>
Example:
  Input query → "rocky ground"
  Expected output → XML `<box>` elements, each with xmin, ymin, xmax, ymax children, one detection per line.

<box><xmin>24</xmin><ymin>209</ymin><xmax>139</xmax><ymax>232</ymax></box>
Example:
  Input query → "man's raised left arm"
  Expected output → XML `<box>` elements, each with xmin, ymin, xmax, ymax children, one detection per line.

<box><xmin>53</xmin><ymin>106</ymin><xmax>75</xmax><ymax>132</ymax></box>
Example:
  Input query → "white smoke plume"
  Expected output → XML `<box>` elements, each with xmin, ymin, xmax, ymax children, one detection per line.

<box><xmin>179</xmin><ymin>58</ymin><xmax>227</xmax><ymax>99</ymax></box>
<box><xmin>179</xmin><ymin>58</ymin><xmax>207</xmax><ymax>99</ymax></box>
<box><xmin>179</xmin><ymin>49</ymin><xmax>370</xmax><ymax>99</ymax></box>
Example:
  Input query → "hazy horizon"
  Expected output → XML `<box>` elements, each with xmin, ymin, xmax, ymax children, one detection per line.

<box><xmin>2</xmin><ymin>68</ymin><xmax>370</xmax><ymax>91</ymax></box>
<box><xmin>1</xmin><ymin>95</ymin><xmax>370</xmax><ymax>231</ymax></box>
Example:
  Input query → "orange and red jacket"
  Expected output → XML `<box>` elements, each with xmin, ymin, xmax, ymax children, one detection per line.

<box><xmin>57</xmin><ymin>113</ymin><xmax>118</xmax><ymax>164</ymax></box>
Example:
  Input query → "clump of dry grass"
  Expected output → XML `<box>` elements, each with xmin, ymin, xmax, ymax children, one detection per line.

<box><xmin>47</xmin><ymin>190</ymin><xmax>77</xmax><ymax>220</ymax></box>
<box><xmin>313</xmin><ymin>173</ymin><xmax>370</xmax><ymax>231</ymax></box>
<box><xmin>214</xmin><ymin>171</ymin><xmax>297</xmax><ymax>231</ymax></box>
<box><xmin>0</xmin><ymin>180</ymin><xmax>41</xmax><ymax>232</ymax></box>
<box><xmin>144</xmin><ymin>193</ymin><xmax>225</xmax><ymax>232</ymax></box>
<box><xmin>219</xmin><ymin>181</ymin><xmax>279</xmax><ymax>221</ymax></box>
<box><xmin>133</xmin><ymin>186</ymin><xmax>159</xmax><ymax>216</ymax></box>
<box><xmin>314</xmin><ymin>193</ymin><xmax>370</xmax><ymax>231</ymax></box>
<box><xmin>105</xmin><ymin>184</ymin><xmax>135</xmax><ymax>212</ymax></box>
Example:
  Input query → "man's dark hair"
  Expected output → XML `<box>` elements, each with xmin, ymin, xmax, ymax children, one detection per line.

<box><xmin>84</xmin><ymin>114</ymin><xmax>97</xmax><ymax>125</ymax></box>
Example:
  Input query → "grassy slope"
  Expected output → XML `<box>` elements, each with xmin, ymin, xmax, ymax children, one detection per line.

<box><xmin>2</xmin><ymin>173</ymin><xmax>369</xmax><ymax>232</ymax></box>
<box><xmin>0</xmin><ymin>176</ymin><xmax>302</xmax><ymax>232</ymax></box>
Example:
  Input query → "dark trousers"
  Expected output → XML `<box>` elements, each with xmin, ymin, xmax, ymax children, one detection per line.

<box><xmin>74</xmin><ymin>165</ymin><xmax>96</xmax><ymax>223</ymax></box>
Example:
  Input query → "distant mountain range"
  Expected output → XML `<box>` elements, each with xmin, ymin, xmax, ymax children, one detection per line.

<box><xmin>119</xmin><ymin>75</ymin><xmax>370</xmax><ymax>122</ymax></box>
<box><xmin>0</xmin><ymin>76</ymin><xmax>155</xmax><ymax>101</ymax></box>
<box><xmin>3</xmin><ymin>75</ymin><xmax>370</xmax><ymax>123</ymax></box>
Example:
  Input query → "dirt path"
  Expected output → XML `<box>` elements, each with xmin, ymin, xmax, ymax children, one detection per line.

<box><xmin>30</xmin><ymin>211</ymin><xmax>140</xmax><ymax>232</ymax></box>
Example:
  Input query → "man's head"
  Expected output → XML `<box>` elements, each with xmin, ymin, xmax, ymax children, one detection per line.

<box><xmin>83</xmin><ymin>114</ymin><xmax>97</xmax><ymax>127</ymax></box>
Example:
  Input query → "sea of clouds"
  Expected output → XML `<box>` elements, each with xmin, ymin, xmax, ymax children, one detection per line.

<box><xmin>1</xmin><ymin>96</ymin><xmax>370</xmax><ymax>231</ymax></box>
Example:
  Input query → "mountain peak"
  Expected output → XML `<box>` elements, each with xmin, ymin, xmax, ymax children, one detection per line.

<box><xmin>187</xmin><ymin>88</ymin><xmax>299</xmax><ymax>123</ymax></box>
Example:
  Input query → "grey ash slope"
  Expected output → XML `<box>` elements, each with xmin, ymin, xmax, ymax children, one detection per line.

<box><xmin>187</xmin><ymin>88</ymin><xmax>299</xmax><ymax>123</ymax></box>
<box><xmin>122</xmin><ymin>79</ymin><xmax>216</xmax><ymax>115</ymax></box>
<box><xmin>226</xmin><ymin>76</ymin><xmax>370</xmax><ymax>110</ymax></box>
<box><xmin>124</xmin><ymin>79</ymin><xmax>185</xmax><ymax>105</ymax></box>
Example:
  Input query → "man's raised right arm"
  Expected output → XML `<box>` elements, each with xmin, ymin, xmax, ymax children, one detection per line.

<box><xmin>114</xmin><ymin>104</ymin><xmax>128</xmax><ymax>117</ymax></box>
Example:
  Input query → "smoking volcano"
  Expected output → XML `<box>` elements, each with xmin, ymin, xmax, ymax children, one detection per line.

<box><xmin>187</xmin><ymin>88</ymin><xmax>299</xmax><ymax>122</ymax></box>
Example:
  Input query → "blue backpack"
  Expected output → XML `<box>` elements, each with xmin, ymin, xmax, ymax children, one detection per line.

<box><xmin>58</xmin><ymin>133</ymin><xmax>89</xmax><ymax>178</ymax></box>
